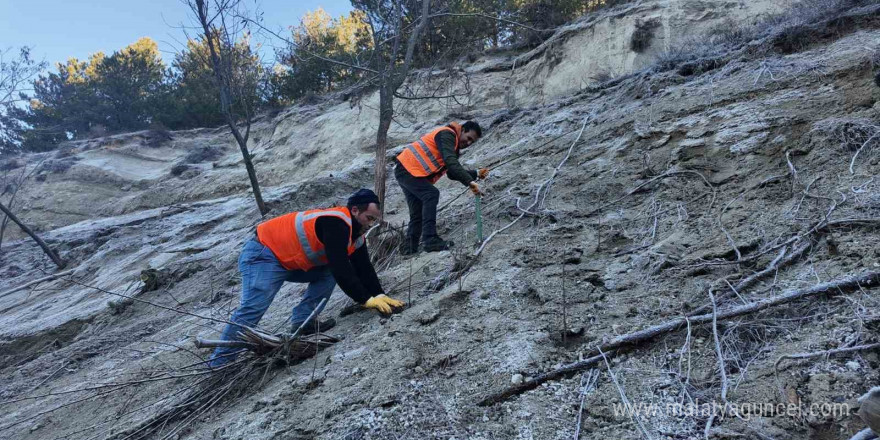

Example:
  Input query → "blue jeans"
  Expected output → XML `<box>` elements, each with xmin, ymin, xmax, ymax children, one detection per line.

<box><xmin>209</xmin><ymin>238</ymin><xmax>337</xmax><ymax>366</ymax></box>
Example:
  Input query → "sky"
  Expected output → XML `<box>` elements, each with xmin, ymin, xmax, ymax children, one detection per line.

<box><xmin>0</xmin><ymin>0</ymin><xmax>353</xmax><ymax>69</ymax></box>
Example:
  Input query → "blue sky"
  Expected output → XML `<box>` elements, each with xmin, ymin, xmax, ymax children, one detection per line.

<box><xmin>0</xmin><ymin>0</ymin><xmax>353</xmax><ymax>69</ymax></box>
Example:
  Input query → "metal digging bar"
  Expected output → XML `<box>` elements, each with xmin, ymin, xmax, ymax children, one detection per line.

<box><xmin>475</xmin><ymin>194</ymin><xmax>483</xmax><ymax>243</ymax></box>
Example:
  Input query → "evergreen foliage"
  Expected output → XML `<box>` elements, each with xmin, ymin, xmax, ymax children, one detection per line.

<box><xmin>7</xmin><ymin>1</ymin><xmax>613</xmax><ymax>153</ymax></box>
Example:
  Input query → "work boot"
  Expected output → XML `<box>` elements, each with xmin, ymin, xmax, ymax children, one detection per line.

<box><xmin>401</xmin><ymin>237</ymin><xmax>419</xmax><ymax>256</ymax></box>
<box><xmin>291</xmin><ymin>317</ymin><xmax>337</xmax><ymax>335</ymax></box>
<box><xmin>423</xmin><ymin>236</ymin><xmax>453</xmax><ymax>252</ymax></box>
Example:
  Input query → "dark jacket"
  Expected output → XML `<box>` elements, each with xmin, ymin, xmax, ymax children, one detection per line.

<box><xmin>435</xmin><ymin>130</ymin><xmax>479</xmax><ymax>186</ymax></box>
<box><xmin>314</xmin><ymin>216</ymin><xmax>383</xmax><ymax>304</ymax></box>
<box><xmin>396</xmin><ymin>128</ymin><xmax>478</xmax><ymax>186</ymax></box>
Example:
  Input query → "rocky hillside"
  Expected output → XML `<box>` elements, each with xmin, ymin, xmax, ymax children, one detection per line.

<box><xmin>2</xmin><ymin>1</ymin><xmax>880</xmax><ymax>439</ymax></box>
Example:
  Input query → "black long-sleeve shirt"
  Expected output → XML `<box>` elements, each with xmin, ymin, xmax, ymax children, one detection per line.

<box><xmin>435</xmin><ymin>130</ymin><xmax>478</xmax><ymax>186</ymax></box>
<box><xmin>314</xmin><ymin>216</ymin><xmax>384</xmax><ymax>304</ymax></box>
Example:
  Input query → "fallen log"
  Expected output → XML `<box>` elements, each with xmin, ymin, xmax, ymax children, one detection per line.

<box><xmin>478</xmin><ymin>271</ymin><xmax>880</xmax><ymax>406</ymax></box>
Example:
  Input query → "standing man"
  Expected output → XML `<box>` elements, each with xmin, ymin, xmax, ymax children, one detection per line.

<box><xmin>209</xmin><ymin>189</ymin><xmax>404</xmax><ymax>367</ymax></box>
<box><xmin>394</xmin><ymin>121</ymin><xmax>488</xmax><ymax>254</ymax></box>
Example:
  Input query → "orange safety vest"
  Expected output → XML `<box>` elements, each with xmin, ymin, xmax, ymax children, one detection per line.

<box><xmin>256</xmin><ymin>207</ymin><xmax>365</xmax><ymax>271</ymax></box>
<box><xmin>396</xmin><ymin>122</ymin><xmax>462</xmax><ymax>183</ymax></box>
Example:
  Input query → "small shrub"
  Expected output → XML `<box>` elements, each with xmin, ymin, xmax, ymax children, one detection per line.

<box><xmin>39</xmin><ymin>157</ymin><xmax>78</xmax><ymax>174</ymax></box>
<box><xmin>107</xmin><ymin>298</ymin><xmax>134</xmax><ymax>315</ymax></box>
<box><xmin>811</xmin><ymin>118</ymin><xmax>879</xmax><ymax>152</ymax></box>
<box><xmin>0</xmin><ymin>158</ymin><xmax>23</xmax><ymax>171</ymax></box>
<box><xmin>299</xmin><ymin>91</ymin><xmax>323</xmax><ymax>106</ymax></box>
<box><xmin>183</xmin><ymin>145</ymin><xmax>223</xmax><ymax>164</ymax></box>
<box><xmin>143</xmin><ymin>129</ymin><xmax>173</xmax><ymax>148</ymax></box>
<box><xmin>88</xmin><ymin>124</ymin><xmax>109</xmax><ymax>139</ymax></box>
<box><xmin>653</xmin><ymin>38</ymin><xmax>723</xmax><ymax>73</ymax></box>
<box><xmin>590</xmin><ymin>69</ymin><xmax>616</xmax><ymax>84</ymax></box>
<box><xmin>630</xmin><ymin>19</ymin><xmax>660</xmax><ymax>53</ymax></box>
<box><xmin>55</xmin><ymin>145</ymin><xmax>76</xmax><ymax>159</ymax></box>
<box><xmin>771</xmin><ymin>24</ymin><xmax>814</xmax><ymax>54</ymax></box>
<box><xmin>707</xmin><ymin>18</ymin><xmax>757</xmax><ymax>49</ymax></box>
<box><xmin>170</xmin><ymin>163</ymin><xmax>190</xmax><ymax>176</ymax></box>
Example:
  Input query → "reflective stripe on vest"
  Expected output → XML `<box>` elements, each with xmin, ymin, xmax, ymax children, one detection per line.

<box><xmin>257</xmin><ymin>207</ymin><xmax>365</xmax><ymax>271</ymax></box>
<box><xmin>396</xmin><ymin>123</ymin><xmax>461</xmax><ymax>179</ymax></box>
<box><xmin>402</xmin><ymin>140</ymin><xmax>444</xmax><ymax>175</ymax></box>
<box><xmin>294</xmin><ymin>210</ymin><xmax>363</xmax><ymax>267</ymax></box>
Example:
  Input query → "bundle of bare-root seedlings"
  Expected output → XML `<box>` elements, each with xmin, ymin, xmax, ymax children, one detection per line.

<box><xmin>109</xmin><ymin>324</ymin><xmax>338</xmax><ymax>440</ymax></box>
<box><xmin>366</xmin><ymin>222</ymin><xmax>406</xmax><ymax>273</ymax></box>
<box><xmin>195</xmin><ymin>326</ymin><xmax>339</xmax><ymax>359</ymax></box>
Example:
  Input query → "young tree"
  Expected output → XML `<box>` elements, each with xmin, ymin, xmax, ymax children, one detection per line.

<box><xmin>355</xmin><ymin>0</ymin><xmax>434</xmax><ymax>210</ymax></box>
<box><xmin>0</xmin><ymin>47</ymin><xmax>47</xmax><ymax>155</ymax></box>
<box><xmin>0</xmin><ymin>47</ymin><xmax>65</xmax><ymax>268</ymax></box>
<box><xmin>185</xmin><ymin>0</ymin><xmax>268</xmax><ymax>216</ymax></box>
<box><xmin>250</xmin><ymin>1</ymin><xmax>539</xmax><ymax>211</ymax></box>
<box><xmin>251</xmin><ymin>0</ymin><xmax>433</xmax><ymax>211</ymax></box>
<box><xmin>0</xmin><ymin>200</ymin><xmax>66</xmax><ymax>269</ymax></box>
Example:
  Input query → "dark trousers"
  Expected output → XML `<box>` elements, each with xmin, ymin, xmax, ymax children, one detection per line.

<box><xmin>394</xmin><ymin>163</ymin><xmax>440</xmax><ymax>242</ymax></box>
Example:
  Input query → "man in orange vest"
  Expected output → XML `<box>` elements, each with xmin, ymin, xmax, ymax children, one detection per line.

<box><xmin>209</xmin><ymin>189</ymin><xmax>404</xmax><ymax>367</ymax></box>
<box><xmin>394</xmin><ymin>120</ymin><xmax>488</xmax><ymax>254</ymax></box>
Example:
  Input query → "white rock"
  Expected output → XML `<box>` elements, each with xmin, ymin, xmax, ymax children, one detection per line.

<box><xmin>730</xmin><ymin>132</ymin><xmax>769</xmax><ymax>154</ymax></box>
<box><xmin>846</xmin><ymin>361</ymin><xmax>860</xmax><ymax>371</ymax></box>
<box><xmin>511</xmin><ymin>373</ymin><xmax>524</xmax><ymax>385</ymax></box>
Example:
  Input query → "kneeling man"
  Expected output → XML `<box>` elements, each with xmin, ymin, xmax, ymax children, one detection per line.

<box><xmin>210</xmin><ymin>189</ymin><xmax>404</xmax><ymax>366</ymax></box>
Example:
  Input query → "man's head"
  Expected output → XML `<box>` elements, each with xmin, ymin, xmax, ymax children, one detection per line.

<box><xmin>458</xmin><ymin>120</ymin><xmax>482</xmax><ymax>149</ymax></box>
<box><xmin>347</xmin><ymin>188</ymin><xmax>381</xmax><ymax>231</ymax></box>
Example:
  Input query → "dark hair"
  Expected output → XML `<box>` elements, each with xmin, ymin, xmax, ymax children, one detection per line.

<box><xmin>462</xmin><ymin>120</ymin><xmax>482</xmax><ymax>137</ymax></box>
<box><xmin>346</xmin><ymin>188</ymin><xmax>380</xmax><ymax>211</ymax></box>
<box><xmin>348</xmin><ymin>202</ymin><xmax>379</xmax><ymax>212</ymax></box>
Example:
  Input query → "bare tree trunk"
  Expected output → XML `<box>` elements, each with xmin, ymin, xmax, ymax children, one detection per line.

<box><xmin>193</xmin><ymin>0</ymin><xmax>267</xmax><ymax>217</ymax></box>
<box><xmin>228</xmin><ymin>122</ymin><xmax>267</xmax><ymax>217</ymax></box>
<box><xmin>374</xmin><ymin>82</ymin><xmax>394</xmax><ymax>212</ymax></box>
<box><xmin>0</xmin><ymin>201</ymin><xmax>66</xmax><ymax>269</ymax></box>
<box><xmin>372</xmin><ymin>0</ymin><xmax>432</xmax><ymax>213</ymax></box>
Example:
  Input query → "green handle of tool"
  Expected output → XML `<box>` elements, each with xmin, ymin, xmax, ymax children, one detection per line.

<box><xmin>475</xmin><ymin>195</ymin><xmax>483</xmax><ymax>243</ymax></box>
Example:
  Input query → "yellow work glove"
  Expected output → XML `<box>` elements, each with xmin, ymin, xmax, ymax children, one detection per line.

<box><xmin>478</xmin><ymin>168</ymin><xmax>490</xmax><ymax>180</ymax></box>
<box><xmin>469</xmin><ymin>182</ymin><xmax>483</xmax><ymax>196</ymax></box>
<box><xmin>364</xmin><ymin>294</ymin><xmax>405</xmax><ymax>315</ymax></box>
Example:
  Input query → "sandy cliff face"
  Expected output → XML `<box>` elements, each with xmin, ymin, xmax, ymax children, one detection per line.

<box><xmin>2</xmin><ymin>1</ymin><xmax>880</xmax><ymax>440</ymax></box>
<box><xmin>2</xmin><ymin>1</ymin><xmax>782</xmax><ymax>240</ymax></box>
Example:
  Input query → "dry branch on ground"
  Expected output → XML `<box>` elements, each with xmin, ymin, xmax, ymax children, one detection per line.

<box><xmin>479</xmin><ymin>271</ymin><xmax>880</xmax><ymax>405</ymax></box>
